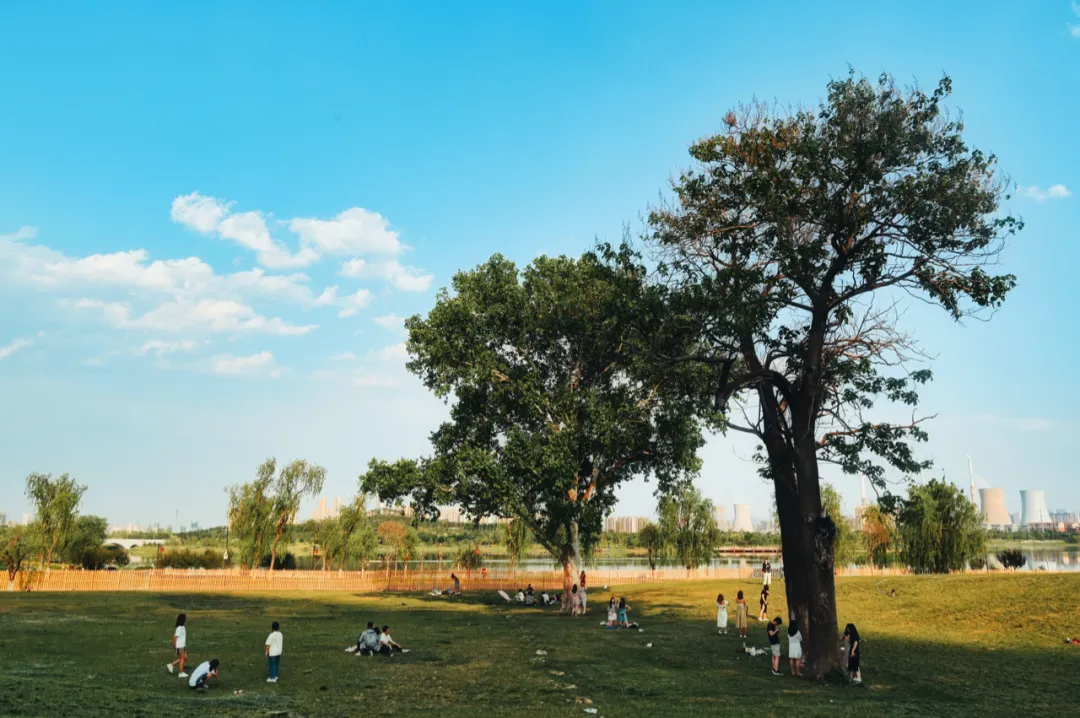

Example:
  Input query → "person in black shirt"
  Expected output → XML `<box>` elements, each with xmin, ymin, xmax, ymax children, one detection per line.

<box><xmin>843</xmin><ymin>623</ymin><xmax>861</xmax><ymax>683</ymax></box>
<box><xmin>758</xmin><ymin>585</ymin><xmax>770</xmax><ymax>620</ymax></box>
<box><xmin>767</xmin><ymin>617</ymin><xmax>783</xmax><ymax>676</ymax></box>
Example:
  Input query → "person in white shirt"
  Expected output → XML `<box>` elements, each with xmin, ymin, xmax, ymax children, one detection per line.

<box><xmin>787</xmin><ymin>622</ymin><xmax>803</xmax><ymax>676</ymax></box>
<box><xmin>265</xmin><ymin>621</ymin><xmax>283</xmax><ymax>683</ymax></box>
<box><xmin>379</xmin><ymin>625</ymin><xmax>404</xmax><ymax>655</ymax></box>
<box><xmin>166</xmin><ymin>613</ymin><xmax>188</xmax><ymax>678</ymax></box>
<box><xmin>188</xmin><ymin>659</ymin><xmax>219</xmax><ymax>691</ymax></box>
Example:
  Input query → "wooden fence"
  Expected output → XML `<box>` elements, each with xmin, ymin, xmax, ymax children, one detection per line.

<box><xmin>9</xmin><ymin>564</ymin><xmax>1041</xmax><ymax>593</ymax></box>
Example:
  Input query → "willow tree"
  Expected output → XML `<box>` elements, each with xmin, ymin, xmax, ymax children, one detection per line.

<box><xmin>359</xmin><ymin>252</ymin><xmax>702</xmax><ymax>609</ymax></box>
<box><xmin>642</xmin><ymin>72</ymin><xmax>1019</xmax><ymax>675</ymax></box>
<box><xmin>657</xmin><ymin>486</ymin><xmax>720</xmax><ymax>571</ymax></box>
<box><xmin>25</xmin><ymin>473</ymin><xmax>85</xmax><ymax>571</ymax></box>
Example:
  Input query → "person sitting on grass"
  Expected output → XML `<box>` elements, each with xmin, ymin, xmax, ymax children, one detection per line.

<box><xmin>187</xmin><ymin>659</ymin><xmax>219</xmax><ymax>692</ymax></box>
<box><xmin>379</xmin><ymin>625</ymin><xmax>405</xmax><ymax>654</ymax></box>
<box><xmin>617</xmin><ymin>597</ymin><xmax>633</xmax><ymax>628</ymax></box>
<box><xmin>525</xmin><ymin>584</ymin><xmax>536</xmax><ymax>605</ymax></box>
<box><xmin>767</xmin><ymin>617</ymin><xmax>783</xmax><ymax>676</ymax></box>
<box><xmin>606</xmin><ymin>597</ymin><xmax>618</xmax><ymax>627</ymax></box>
<box><xmin>787</xmin><ymin>621</ymin><xmax>803</xmax><ymax>676</ymax></box>
<box><xmin>842</xmin><ymin>623</ymin><xmax>861</xmax><ymax>683</ymax></box>
<box><xmin>167</xmin><ymin>613</ymin><xmax>188</xmax><ymax>678</ymax></box>
<box><xmin>516</xmin><ymin>588</ymin><xmax>526</xmax><ymax>603</ymax></box>
<box><xmin>348</xmin><ymin>622</ymin><xmax>380</xmax><ymax>656</ymax></box>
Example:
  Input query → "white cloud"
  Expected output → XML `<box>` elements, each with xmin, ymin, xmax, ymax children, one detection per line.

<box><xmin>974</xmin><ymin>414</ymin><xmax>1057</xmax><ymax>432</ymax></box>
<box><xmin>75</xmin><ymin>298</ymin><xmax>317</xmax><ymax>336</ymax></box>
<box><xmin>1023</xmin><ymin>184</ymin><xmax>1071</xmax><ymax>202</ymax></box>
<box><xmin>353</xmin><ymin>374</ymin><xmax>401</xmax><ymax>388</ymax></box>
<box><xmin>373</xmin><ymin>313</ymin><xmax>406</xmax><ymax>332</ymax></box>
<box><xmin>1</xmin><ymin>226</ymin><xmax>38</xmax><ymax>242</ymax></box>
<box><xmin>140</xmin><ymin>339</ymin><xmax>199</xmax><ymax>357</ymax></box>
<box><xmin>171</xmin><ymin>192</ymin><xmax>231</xmax><ymax>234</ymax></box>
<box><xmin>211</xmin><ymin>350</ymin><xmax>276</xmax><ymax>376</ymax></box>
<box><xmin>372</xmin><ymin>342</ymin><xmax>408</xmax><ymax>362</ymax></box>
<box><xmin>217</xmin><ymin>211</ymin><xmax>319</xmax><ymax>269</ymax></box>
<box><xmin>289</xmin><ymin>208</ymin><xmax>402</xmax><ymax>256</ymax></box>
<box><xmin>330</xmin><ymin>351</ymin><xmax>358</xmax><ymax>361</ymax></box>
<box><xmin>339</xmin><ymin>258</ymin><xmax>433</xmax><ymax>292</ymax></box>
<box><xmin>1070</xmin><ymin>24</ymin><xmax>1080</xmax><ymax>38</ymax></box>
<box><xmin>312</xmin><ymin>285</ymin><xmax>372</xmax><ymax>317</ymax></box>
<box><xmin>0</xmin><ymin>336</ymin><xmax>33</xmax><ymax>360</ymax></box>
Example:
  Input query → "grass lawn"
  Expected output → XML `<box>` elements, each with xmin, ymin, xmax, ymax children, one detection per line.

<box><xmin>1</xmin><ymin>574</ymin><xmax>1078</xmax><ymax>717</ymax></box>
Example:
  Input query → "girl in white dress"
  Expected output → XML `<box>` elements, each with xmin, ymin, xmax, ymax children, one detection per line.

<box><xmin>787</xmin><ymin>622</ymin><xmax>803</xmax><ymax>676</ymax></box>
<box><xmin>715</xmin><ymin>593</ymin><xmax>729</xmax><ymax>634</ymax></box>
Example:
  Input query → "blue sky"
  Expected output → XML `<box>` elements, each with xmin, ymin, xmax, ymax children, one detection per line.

<box><xmin>1</xmin><ymin>1</ymin><xmax>1078</xmax><ymax>528</ymax></box>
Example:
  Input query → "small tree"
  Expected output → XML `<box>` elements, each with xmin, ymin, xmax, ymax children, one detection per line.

<box><xmin>657</xmin><ymin>486</ymin><xmax>720</xmax><ymax>571</ymax></box>
<box><xmin>227</xmin><ymin>462</ymin><xmax>275</xmax><ymax>569</ymax></box>
<box><xmin>62</xmin><ymin>515</ymin><xmax>109</xmax><ymax>567</ymax></box>
<box><xmin>861</xmin><ymin>504</ymin><xmax>895</xmax><ymax>569</ymax></box>
<box><xmin>268</xmin><ymin>459</ymin><xmax>327</xmax><ymax>574</ymax></box>
<box><xmin>892</xmin><ymin>479</ymin><xmax>985</xmax><ymax>573</ymax></box>
<box><xmin>996</xmin><ymin>549</ymin><xmax>1027</xmax><ymax>570</ymax></box>
<box><xmin>637</xmin><ymin>523</ymin><xmax>665</xmax><ymax>572</ymax></box>
<box><xmin>455</xmin><ymin>542</ymin><xmax>483</xmax><ymax>577</ymax></box>
<box><xmin>25</xmin><ymin>473</ymin><xmax>86</xmax><ymax>571</ymax></box>
<box><xmin>501</xmin><ymin>517</ymin><xmax>533</xmax><ymax>575</ymax></box>
<box><xmin>1</xmin><ymin>525</ymin><xmax>37</xmax><ymax>591</ymax></box>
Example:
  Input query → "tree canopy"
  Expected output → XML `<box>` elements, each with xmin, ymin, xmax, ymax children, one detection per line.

<box><xmin>891</xmin><ymin>478</ymin><xmax>985</xmax><ymax>573</ymax></box>
<box><xmin>656</xmin><ymin>486</ymin><xmax>720</xmax><ymax>570</ymax></box>
<box><xmin>25</xmin><ymin>473</ymin><xmax>86</xmax><ymax>570</ymax></box>
<box><xmin>634</xmin><ymin>71</ymin><xmax>1019</xmax><ymax>675</ymax></box>
<box><xmin>360</xmin><ymin>252</ymin><xmax>704</xmax><ymax>602</ymax></box>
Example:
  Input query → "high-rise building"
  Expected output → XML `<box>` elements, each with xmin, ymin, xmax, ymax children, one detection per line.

<box><xmin>603</xmin><ymin>516</ymin><xmax>649</xmax><ymax>533</ymax></box>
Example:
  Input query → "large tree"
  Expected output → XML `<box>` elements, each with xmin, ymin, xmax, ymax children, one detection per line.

<box><xmin>891</xmin><ymin>478</ymin><xmax>985</xmax><ymax>573</ymax></box>
<box><xmin>267</xmin><ymin>459</ymin><xmax>326</xmax><ymax>574</ymax></box>
<box><xmin>25</xmin><ymin>473</ymin><xmax>86</xmax><ymax>571</ymax></box>
<box><xmin>359</xmin><ymin>253</ymin><xmax>703</xmax><ymax>608</ymax></box>
<box><xmin>641</xmin><ymin>72</ymin><xmax>1018</xmax><ymax>675</ymax></box>
<box><xmin>227</xmin><ymin>462</ymin><xmax>276</xmax><ymax>570</ymax></box>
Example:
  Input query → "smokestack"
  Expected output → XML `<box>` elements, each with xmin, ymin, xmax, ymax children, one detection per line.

<box><xmin>860</xmin><ymin>476</ymin><xmax>868</xmax><ymax>506</ymax></box>
<box><xmin>731</xmin><ymin>504</ymin><xmax>753</xmax><ymax>532</ymax></box>
<box><xmin>979</xmin><ymin>488</ymin><xmax>1010</xmax><ymax>526</ymax></box>
<box><xmin>967</xmin><ymin>456</ymin><xmax>978</xmax><ymax>508</ymax></box>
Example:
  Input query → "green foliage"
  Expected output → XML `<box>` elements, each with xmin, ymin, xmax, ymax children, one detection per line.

<box><xmin>637</xmin><ymin>523</ymin><xmax>665</xmax><ymax>570</ymax></box>
<box><xmin>227</xmin><ymin>458</ymin><xmax>325</xmax><ymax>570</ymax></box>
<box><xmin>155</xmin><ymin>549</ymin><xmax>224</xmax><ymax>569</ymax></box>
<box><xmin>821</xmin><ymin>484</ymin><xmax>861</xmax><ymax>566</ymax></box>
<box><xmin>893</xmin><ymin>479</ymin><xmax>986</xmax><ymax>573</ymax></box>
<box><xmin>0</xmin><ymin>524</ymin><xmax>37</xmax><ymax>583</ymax></box>
<box><xmin>995</xmin><ymin>549</ymin><xmax>1027</xmax><ymax>570</ymax></box>
<box><xmin>501</xmin><ymin>517</ymin><xmax>533</xmax><ymax>571</ymax></box>
<box><xmin>360</xmin><ymin>252</ymin><xmax>703</xmax><ymax>576</ymax></box>
<box><xmin>657</xmin><ymin>486</ymin><xmax>720</xmax><ymax>569</ymax></box>
<box><xmin>968</xmin><ymin>557</ymin><xmax>987</xmax><ymax>570</ymax></box>
<box><xmin>25</xmin><ymin>473</ymin><xmax>86</xmax><ymax>568</ymax></box>
<box><xmin>258</xmin><ymin>552</ymin><xmax>296</xmax><ymax>570</ymax></box>
<box><xmin>78</xmin><ymin>545</ymin><xmax>130</xmax><ymax>570</ymax></box>
<box><xmin>314</xmin><ymin>497</ymin><xmax>376</xmax><ymax>570</ymax></box>
<box><xmin>61</xmin><ymin>515</ymin><xmax>108</xmax><ymax>566</ymax></box>
<box><xmin>378</xmin><ymin>521</ymin><xmax>420</xmax><ymax>569</ymax></box>
<box><xmin>455</xmin><ymin>542</ymin><xmax>483</xmax><ymax>573</ymax></box>
<box><xmin>861</xmin><ymin>504</ymin><xmax>896</xmax><ymax>568</ymax></box>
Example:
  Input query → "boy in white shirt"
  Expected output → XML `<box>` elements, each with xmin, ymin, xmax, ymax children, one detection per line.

<box><xmin>167</xmin><ymin>613</ymin><xmax>188</xmax><ymax>678</ymax></box>
<box><xmin>265</xmin><ymin>621</ymin><xmax>283</xmax><ymax>683</ymax></box>
<box><xmin>379</xmin><ymin>625</ymin><xmax>404</xmax><ymax>655</ymax></box>
<box><xmin>188</xmin><ymin>659</ymin><xmax>219</xmax><ymax>691</ymax></box>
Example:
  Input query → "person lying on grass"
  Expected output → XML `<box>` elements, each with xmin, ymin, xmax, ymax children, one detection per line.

<box><xmin>188</xmin><ymin>659</ymin><xmax>219</xmax><ymax>692</ymax></box>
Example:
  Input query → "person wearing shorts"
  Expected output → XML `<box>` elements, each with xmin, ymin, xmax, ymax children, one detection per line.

<box><xmin>188</xmin><ymin>659</ymin><xmax>219</xmax><ymax>691</ymax></box>
<box><xmin>767</xmin><ymin>617</ymin><xmax>783</xmax><ymax>676</ymax></box>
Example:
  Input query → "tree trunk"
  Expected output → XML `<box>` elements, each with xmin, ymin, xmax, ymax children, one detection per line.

<box><xmin>559</xmin><ymin>521</ymin><xmax>582</xmax><ymax>613</ymax></box>
<box><xmin>794</xmin><ymin>433</ymin><xmax>843</xmax><ymax>679</ymax></box>
<box><xmin>772</xmin><ymin>462</ymin><xmax>808</xmax><ymax>637</ymax></box>
<box><xmin>269</xmin><ymin>547</ymin><xmax>277</xmax><ymax>574</ymax></box>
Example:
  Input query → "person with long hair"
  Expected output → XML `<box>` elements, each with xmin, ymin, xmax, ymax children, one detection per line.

<box><xmin>167</xmin><ymin>613</ymin><xmax>188</xmax><ymax>678</ymax></box>
<box><xmin>787</xmin><ymin>621</ymin><xmax>803</xmax><ymax>676</ymax></box>
<box><xmin>735</xmin><ymin>590</ymin><xmax>749</xmax><ymax>638</ymax></box>
<box><xmin>842</xmin><ymin>623</ymin><xmax>862</xmax><ymax>683</ymax></box>
<box><xmin>715</xmin><ymin>593</ymin><xmax>729</xmax><ymax>635</ymax></box>
<box><xmin>758</xmin><ymin>585</ymin><xmax>770</xmax><ymax>621</ymax></box>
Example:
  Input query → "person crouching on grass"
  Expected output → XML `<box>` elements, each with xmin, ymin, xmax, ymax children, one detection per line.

<box><xmin>188</xmin><ymin>659</ymin><xmax>219</xmax><ymax>692</ymax></box>
<box><xmin>767</xmin><ymin>617</ymin><xmax>783</xmax><ymax>676</ymax></box>
<box><xmin>167</xmin><ymin>613</ymin><xmax>188</xmax><ymax>677</ymax></box>
<box><xmin>265</xmin><ymin>621</ymin><xmax>283</xmax><ymax>683</ymax></box>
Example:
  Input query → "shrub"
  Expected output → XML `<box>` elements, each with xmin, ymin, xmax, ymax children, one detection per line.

<box><xmin>258</xmin><ymin>552</ymin><xmax>297</xmax><ymax>570</ymax></box>
<box><xmin>996</xmin><ymin>549</ymin><xmax>1027</xmax><ymax>570</ymax></box>
<box><xmin>80</xmin><ymin>545</ymin><xmax>130</xmax><ymax>570</ymax></box>
<box><xmin>968</xmin><ymin>557</ymin><xmax>987</xmax><ymax>571</ymax></box>
<box><xmin>155</xmin><ymin>549</ymin><xmax>224</xmax><ymax>569</ymax></box>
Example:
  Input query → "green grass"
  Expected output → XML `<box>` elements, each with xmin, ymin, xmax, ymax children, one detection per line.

<box><xmin>1</xmin><ymin>574</ymin><xmax>1078</xmax><ymax>717</ymax></box>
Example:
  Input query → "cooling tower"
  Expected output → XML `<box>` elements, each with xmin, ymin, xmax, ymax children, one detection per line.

<box><xmin>731</xmin><ymin>504</ymin><xmax>753</xmax><ymax>532</ymax></box>
<box><xmin>1020</xmin><ymin>490</ymin><xmax>1051</xmax><ymax>526</ymax></box>
<box><xmin>979</xmin><ymin>488</ymin><xmax>1011</xmax><ymax>526</ymax></box>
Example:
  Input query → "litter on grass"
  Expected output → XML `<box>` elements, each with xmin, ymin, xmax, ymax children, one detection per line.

<box><xmin>535</xmin><ymin>650</ymin><xmax>547</xmax><ymax>655</ymax></box>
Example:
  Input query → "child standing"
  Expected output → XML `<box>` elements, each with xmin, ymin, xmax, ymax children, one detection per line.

<box><xmin>767</xmin><ymin>616</ymin><xmax>783</xmax><ymax>676</ymax></box>
<box><xmin>758</xmin><ymin>585</ymin><xmax>770</xmax><ymax>621</ymax></box>
<box><xmin>787</xmin><ymin>622</ymin><xmax>803</xmax><ymax>676</ymax></box>
<box><xmin>265</xmin><ymin>621</ymin><xmax>283</xmax><ymax>683</ymax></box>
<box><xmin>571</xmin><ymin>584</ymin><xmax>581</xmax><ymax>616</ymax></box>
<box><xmin>617</xmin><ymin>597</ymin><xmax>631</xmax><ymax>628</ymax></box>
<box><xmin>167</xmin><ymin>613</ymin><xmax>188</xmax><ymax>678</ymax></box>
<box><xmin>735</xmin><ymin>591</ymin><xmax>748</xmax><ymax>638</ymax></box>
<box><xmin>842</xmin><ymin>623</ymin><xmax>861</xmax><ymax>683</ymax></box>
<box><xmin>715</xmin><ymin>593</ymin><xmax>729</xmax><ymax>635</ymax></box>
